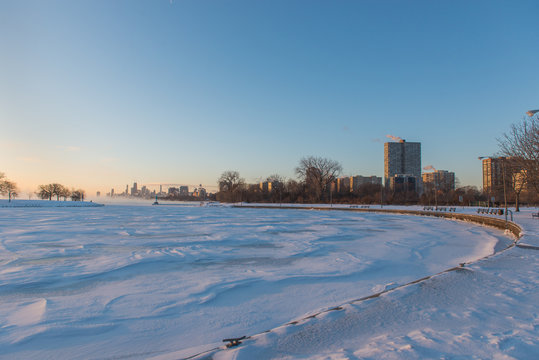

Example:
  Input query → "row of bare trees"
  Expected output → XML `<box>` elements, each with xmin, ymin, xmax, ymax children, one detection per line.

<box><xmin>36</xmin><ymin>184</ymin><xmax>86</xmax><ymax>201</ymax></box>
<box><xmin>0</xmin><ymin>175</ymin><xmax>87</xmax><ymax>202</ymax></box>
<box><xmin>217</xmin><ymin>168</ymin><xmax>487</xmax><ymax>205</ymax></box>
<box><xmin>216</xmin><ymin>115</ymin><xmax>538</xmax><ymax>206</ymax></box>
<box><xmin>217</xmin><ymin>156</ymin><xmax>344</xmax><ymax>203</ymax></box>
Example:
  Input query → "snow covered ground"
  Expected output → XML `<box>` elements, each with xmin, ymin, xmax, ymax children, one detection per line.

<box><xmin>0</xmin><ymin>202</ymin><xmax>536</xmax><ymax>359</ymax></box>
<box><xmin>200</xmin><ymin>207</ymin><xmax>539</xmax><ymax>360</ymax></box>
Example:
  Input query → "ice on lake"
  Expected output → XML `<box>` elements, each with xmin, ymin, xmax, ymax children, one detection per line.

<box><xmin>0</xmin><ymin>204</ymin><xmax>512</xmax><ymax>359</ymax></box>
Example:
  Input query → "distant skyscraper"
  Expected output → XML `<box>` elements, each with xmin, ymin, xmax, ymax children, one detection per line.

<box><xmin>141</xmin><ymin>185</ymin><xmax>149</xmax><ymax>197</ymax></box>
<box><xmin>384</xmin><ymin>139</ymin><xmax>421</xmax><ymax>188</ymax></box>
<box><xmin>131</xmin><ymin>182</ymin><xmax>138</xmax><ymax>196</ymax></box>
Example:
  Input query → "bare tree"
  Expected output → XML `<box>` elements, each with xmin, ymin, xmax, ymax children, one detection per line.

<box><xmin>506</xmin><ymin>158</ymin><xmax>527</xmax><ymax>212</ymax></box>
<box><xmin>217</xmin><ymin>170</ymin><xmax>245</xmax><ymax>202</ymax></box>
<box><xmin>498</xmin><ymin>115</ymin><xmax>539</xmax><ymax>193</ymax></box>
<box><xmin>285</xmin><ymin>179</ymin><xmax>302</xmax><ymax>203</ymax></box>
<box><xmin>218</xmin><ymin>171</ymin><xmax>244</xmax><ymax>192</ymax></box>
<box><xmin>57</xmin><ymin>185</ymin><xmax>71</xmax><ymax>201</ymax></box>
<box><xmin>266</xmin><ymin>174</ymin><xmax>284</xmax><ymax>185</ymax></box>
<box><xmin>265</xmin><ymin>174</ymin><xmax>285</xmax><ymax>203</ymax></box>
<box><xmin>0</xmin><ymin>173</ymin><xmax>18</xmax><ymax>202</ymax></box>
<box><xmin>37</xmin><ymin>184</ymin><xmax>55</xmax><ymax>200</ymax></box>
<box><xmin>50</xmin><ymin>183</ymin><xmax>69</xmax><ymax>201</ymax></box>
<box><xmin>295</xmin><ymin>156</ymin><xmax>342</xmax><ymax>203</ymax></box>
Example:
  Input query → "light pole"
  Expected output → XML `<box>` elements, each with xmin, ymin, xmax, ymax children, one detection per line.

<box><xmin>329</xmin><ymin>183</ymin><xmax>333</xmax><ymax>208</ymax></box>
<box><xmin>380</xmin><ymin>182</ymin><xmax>383</xmax><ymax>208</ymax></box>
<box><xmin>434</xmin><ymin>176</ymin><xmax>438</xmax><ymax>210</ymax></box>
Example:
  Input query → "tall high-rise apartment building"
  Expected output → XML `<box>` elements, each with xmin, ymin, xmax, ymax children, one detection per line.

<box><xmin>384</xmin><ymin>140</ymin><xmax>421</xmax><ymax>188</ymax></box>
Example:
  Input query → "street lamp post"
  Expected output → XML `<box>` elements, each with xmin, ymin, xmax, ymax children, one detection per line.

<box><xmin>329</xmin><ymin>183</ymin><xmax>333</xmax><ymax>208</ymax></box>
<box><xmin>434</xmin><ymin>176</ymin><xmax>438</xmax><ymax>210</ymax></box>
<box><xmin>380</xmin><ymin>183</ymin><xmax>383</xmax><ymax>208</ymax></box>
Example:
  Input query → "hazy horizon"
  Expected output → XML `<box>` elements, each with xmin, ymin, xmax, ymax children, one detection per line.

<box><xmin>2</xmin><ymin>0</ymin><xmax>538</xmax><ymax>195</ymax></box>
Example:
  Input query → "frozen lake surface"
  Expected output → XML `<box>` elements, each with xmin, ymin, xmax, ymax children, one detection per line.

<box><xmin>0</xmin><ymin>204</ymin><xmax>513</xmax><ymax>359</ymax></box>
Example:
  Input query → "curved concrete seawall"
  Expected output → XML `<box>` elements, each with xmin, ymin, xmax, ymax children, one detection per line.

<box><xmin>233</xmin><ymin>205</ymin><xmax>523</xmax><ymax>240</ymax></box>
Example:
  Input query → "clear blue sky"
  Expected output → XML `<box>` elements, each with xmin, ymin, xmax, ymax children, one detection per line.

<box><xmin>1</xmin><ymin>0</ymin><xmax>538</xmax><ymax>195</ymax></box>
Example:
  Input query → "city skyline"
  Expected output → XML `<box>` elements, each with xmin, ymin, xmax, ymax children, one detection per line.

<box><xmin>1</xmin><ymin>0</ymin><xmax>538</xmax><ymax>196</ymax></box>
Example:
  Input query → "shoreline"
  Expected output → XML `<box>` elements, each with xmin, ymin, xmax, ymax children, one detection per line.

<box><xmin>0</xmin><ymin>199</ymin><xmax>104</xmax><ymax>207</ymax></box>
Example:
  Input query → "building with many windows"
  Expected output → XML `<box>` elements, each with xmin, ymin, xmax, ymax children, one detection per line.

<box><xmin>384</xmin><ymin>140</ymin><xmax>421</xmax><ymax>191</ymax></box>
<box><xmin>389</xmin><ymin>174</ymin><xmax>418</xmax><ymax>193</ymax></box>
<box><xmin>351</xmin><ymin>175</ymin><xmax>382</xmax><ymax>192</ymax></box>
<box><xmin>335</xmin><ymin>175</ymin><xmax>382</xmax><ymax>193</ymax></box>
<box><xmin>482</xmin><ymin>157</ymin><xmax>505</xmax><ymax>193</ymax></box>
<box><xmin>422</xmin><ymin>170</ymin><xmax>455</xmax><ymax>193</ymax></box>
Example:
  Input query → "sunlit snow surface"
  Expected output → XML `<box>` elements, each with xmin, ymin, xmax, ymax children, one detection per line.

<box><xmin>0</xmin><ymin>204</ymin><xmax>514</xmax><ymax>359</ymax></box>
